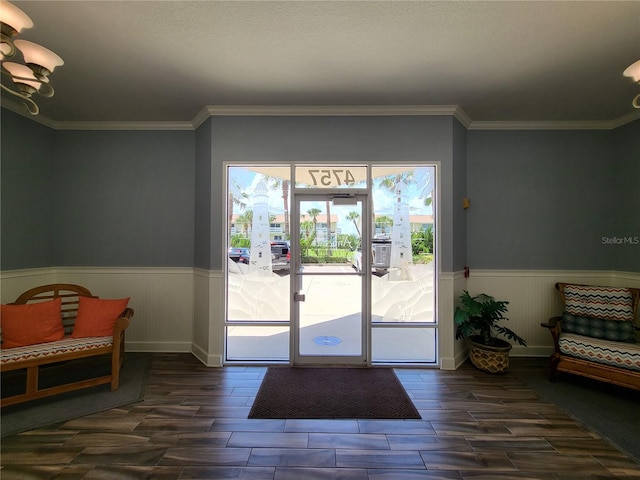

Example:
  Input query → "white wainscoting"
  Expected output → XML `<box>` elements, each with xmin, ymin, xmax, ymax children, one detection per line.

<box><xmin>467</xmin><ymin>270</ymin><xmax>640</xmax><ymax>358</ymax></box>
<box><xmin>438</xmin><ymin>270</ymin><xmax>467</xmax><ymax>370</ymax></box>
<box><xmin>0</xmin><ymin>268</ymin><xmax>56</xmax><ymax>303</ymax></box>
<box><xmin>2</xmin><ymin>268</ymin><xmax>638</xmax><ymax>369</ymax></box>
<box><xmin>193</xmin><ymin>268</ymin><xmax>224</xmax><ymax>367</ymax></box>
<box><xmin>1</xmin><ymin>267</ymin><xmax>195</xmax><ymax>353</ymax></box>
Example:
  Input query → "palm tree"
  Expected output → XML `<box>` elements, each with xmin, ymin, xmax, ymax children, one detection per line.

<box><xmin>375</xmin><ymin>215</ymin><xmax>394</xmax><ymax>235</ymax></box>
<box><xmin>300</xmin><ymin>215</ymin><xmax>314</xmax><ymax>239</ymax></box>
<box><xmin>415</xmin><ymin>168</ymin><xmax>434</xmax><ymax>207</ymax></box>
<box><xmin>347</xmin><ymin>211</ymin><xmax>361</xmax><ymax>237</ymax></box>
<box><xmin>236</xmin><ymin>209</ymin><xmax>253</xmax><ymax>238</ymax></box>
<box><xmin>307</xmin><ymin>208</ymin><xmax>321</xmax><ymax>246</ymax></box>
<box><xmin>299</xmin><ymin>215</ymin><xmax>315</xmax><ymax>257</ymax></box>
<box><xmin>370</xmin><ymin>171</ymin><xmax>413</xmax><ymax>243</ymax></box>
<box><xmin>378</xmin><ymin>171</ymin><xmax>415</xmax><ymax>191</ymax></box>
<box><xmin>228</xmin><ymin>178</ymin><xmax>248</xmax><ymax>241</ymax></box>
<box><xmin>300</xmin><ymin>215</ymin><xmax>312</xmax><ymax>237</ymax></box>
<box><xmin>379</xmin><ymin>169</ymin><xmax>433</xmax><ymax>207</ymax></box>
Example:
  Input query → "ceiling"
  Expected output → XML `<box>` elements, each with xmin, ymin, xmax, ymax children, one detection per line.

<box><xmin>3</xmin><ymin>1</ymin><xmax>640</xmax><ymax>127</ymax></box>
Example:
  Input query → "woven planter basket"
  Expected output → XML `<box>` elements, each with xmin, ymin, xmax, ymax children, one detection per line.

<box><xmin>468</xmin><ymin>336</ymin><xmax>512</xmax><ymax>374</ymax></box>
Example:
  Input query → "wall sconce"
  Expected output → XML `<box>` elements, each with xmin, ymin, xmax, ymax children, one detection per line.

<box><xmin>623</xmin><ymin>59</ymin><xmax>640</xmax><ymax>109</ymax></box>
<box><xmin>1</xmin><ymin>0</ymin><xmax>63</xmax><ymax>115</ymax></box>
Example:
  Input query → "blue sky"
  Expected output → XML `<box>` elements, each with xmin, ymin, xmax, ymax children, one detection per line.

<box><xmin>229</xmin><ymin>165</ymin><xmax>434</xmax><ymax>235</ymax></box>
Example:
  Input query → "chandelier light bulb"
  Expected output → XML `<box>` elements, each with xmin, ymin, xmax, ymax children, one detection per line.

<box><xmin>623</xmin><ymin>59</ymin><xmax>640</xmax><ymax>83</ymax></box>
<box><xmin>14</xmin><ymin>39</ymin><xmax>63</xmax><ymax>76</ymax></box>
<box><xmin>0</xmin><ymin>0</ymin><xmax>33</xmax><ymax>34</ymax></box>
<box><xmin>2</xmin><ymin>61</ymin><xmax>40</xmax><ymax>92</ymax></box>
<box><xmin>0</xmin><ymin>0</ymin><xmax>62</xmax><ymax>114</ymax></box>
<box><xmin>623</xmin><ymin>59</ymin><xmax>640</xmax><ymax>108</ymax></box>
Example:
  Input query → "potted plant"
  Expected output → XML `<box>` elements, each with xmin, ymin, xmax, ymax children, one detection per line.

<box><xmin>454</xmin><ymin>290</ymin><xmax>527</xmax><ymax>373</ymax></box>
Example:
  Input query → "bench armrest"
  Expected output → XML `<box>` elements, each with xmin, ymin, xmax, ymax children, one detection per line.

<box><xmin>541</xmin><ymin>315</ymin><xmax>562</xmax><ymax>352</ymax></box>
<box><xmin>113</xmin><ymin>307</ymin><xmax>133</xmax><ymax>336</ymax></box>
<box><xmin>111</xmin><ymin>308</ymin><xmax>134</xmax><ymax>372</ymax></box>
<box><xmin>541</xmin><ymin>316</ymin><xmax>561</xmax><ymax>329</ymax></box>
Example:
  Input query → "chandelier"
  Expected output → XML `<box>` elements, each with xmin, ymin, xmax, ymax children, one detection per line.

<box><xmin>623</xmin><ymin>60</ymin><xmax>640</xmax><ymax>109</ymax></box>
<box><xmin>0</xmin><ymin>0</ymin><xmax>63</xmax><ymax>115</ymax></box>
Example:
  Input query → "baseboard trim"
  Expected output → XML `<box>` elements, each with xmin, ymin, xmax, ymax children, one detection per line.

<box><xmin>191</xmin><ymin>343</ymin><xmax>223</xmax><ymax>367</ymax></box>
<box><xmin>440</xmin><ymin>349</ymin><xmax>469</xmax><ymax>370</ymax></box>
<box><xmin>512</xmin><ymin>345</ymin><xmax>553</xmax><ymax>357</ymax></box>
<box><xmin>126</xmin><ymin>341</ymin><xmax>192</xmax><ymax>353</ymax></box>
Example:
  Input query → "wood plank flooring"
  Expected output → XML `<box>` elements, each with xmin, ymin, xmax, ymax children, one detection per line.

<box><xmin>2</xmin><ymin>353</ymin><xmax>640</xmax><ymax>479</ymax></box>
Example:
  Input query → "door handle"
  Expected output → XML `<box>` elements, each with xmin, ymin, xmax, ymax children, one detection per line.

<box><xmin>294</xmin><ymin>292</ymin><xmax>306</xmax><ymax>302</ymax></box>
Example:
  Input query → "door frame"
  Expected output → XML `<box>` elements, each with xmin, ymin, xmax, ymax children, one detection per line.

<box><xmin>290</xmin><ymin>190</ymin><xmax>371</xmax><ymax>366</ymax></box>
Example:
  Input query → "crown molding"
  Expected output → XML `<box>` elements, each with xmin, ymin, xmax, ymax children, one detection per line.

<box><xmin>53</xmin><ymin>121</ymin><xmax>195</xmax><ymax>131</ymax></box>
<box><xmin>189</xmin><ymin>104</ymin><xmax>465</xmax><ymax>129</ymax></box>
<box><xmin>1</xmin><ymin>99</ymin><xmax>57</xmax><ymax>129</ymax></box>
<box><xmin>453</xmin><ymin>106</ymin><xmax>472</xmax><ymax>128</ymax></box>
<box><xmin>468</xmin><ymin>109</ymin><xmax>640</xmax><ymax>131</ymax></box>
<box><xmin>3</xmin><ymin>103</ymin><xmax>638</xmax><ymax>131</ymax></box>
<box><xmin>607</xmin><ymin>109</ymin><xmax>640</xmax><ymax>129</ymax></box>
<box><xmin>0</xmin><ymin>101</ymin><xmax>193</xmax><ymax>130</ymax></box>
<box><xmin>202</xmin><ymin>104</ymin><xmax>460</xmax><ymax>117</ymax></box>
<box><xmin>469</xmin><ymin>118</ymin><xmax>639</xmax><ymax>131</ymax></box>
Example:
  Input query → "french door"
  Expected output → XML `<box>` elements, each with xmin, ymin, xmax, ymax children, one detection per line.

<box><xmin>225</xmin><ymin>163</ymin><xmax>437</xmax><ymax>366</ymax></box>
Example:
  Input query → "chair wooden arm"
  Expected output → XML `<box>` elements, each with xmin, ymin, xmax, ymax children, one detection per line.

<box><xmin>541</xmin><ymin>316</ymin><xmax>561</xmax><ymax>329</ymax></box>
<box><xmin>110</xmin><ymin>307</ymin><xmax>134</xmax><ymax>389</ymax></box>
<box><xmin>541</xmin><ymin>315</ymin><xmax>562</xmax><ymax>353</ymax></box>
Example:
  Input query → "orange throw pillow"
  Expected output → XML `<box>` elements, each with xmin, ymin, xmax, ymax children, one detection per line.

<box><xmin>1</xmin><ymin>298</ymin><xmax>64</xmax><ymax>348</ymax></box>
<box><xmin>72</xmin><ymin>296</ymin><xmax>130</xmax><ymax>338</ymax></box>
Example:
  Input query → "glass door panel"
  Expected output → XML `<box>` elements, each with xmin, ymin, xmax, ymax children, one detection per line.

<box><xmin>369</xmin><ymin>165</ymin><xmax>437</xmax><ymax>365</ymax></box>
<box><xmin>298</xmin><ymin>273</ymin><xmax>362</xmax><ymax>356</ymax></box>
<box><xmin>225</xmin><ymin>165</ymin><xmax>291</xmax><ymax>363</ymax></box>
<box><xmin>293</xmin><ymin>195</ymin><xmax>368</xmax><ymax>365</ymax></box>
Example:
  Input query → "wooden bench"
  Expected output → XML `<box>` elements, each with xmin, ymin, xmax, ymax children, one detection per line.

<box><xmin>1</xmin><ymin>284</ymin><xmax>134</xmax><ymax>407</ymax></box>
<box><xmin>541</xmin><ymin>282</ymin><xmax>640</xmax><ymax>390</ymax></box>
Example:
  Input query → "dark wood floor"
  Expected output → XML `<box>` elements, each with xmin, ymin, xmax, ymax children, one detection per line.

<box><xmin>2</xmin><ymin>353</ymin><xmax>640</xmax><ymax>479</ymax></box>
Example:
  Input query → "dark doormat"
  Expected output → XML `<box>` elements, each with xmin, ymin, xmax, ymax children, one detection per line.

<box><xmin>248</xmin><ymin>367</ymin><xmax>421</xmax><ymax>419</ymax></box>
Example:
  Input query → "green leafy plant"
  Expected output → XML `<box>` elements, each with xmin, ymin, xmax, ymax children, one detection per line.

<box><xmin>411</xmin><ymin>226</ymin><xmax>433</xmax><ymax>255</ymax></box>
<box><xmin>454</xmin><ymin>291</ymin><xmax>527</xmax><ymax>347</ymax></box>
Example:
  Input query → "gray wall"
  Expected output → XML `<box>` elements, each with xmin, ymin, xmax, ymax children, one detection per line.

<box><xmin>52</xmin><ymin>129</ymin><xmax>195</xmax><ymax>267</ymax></box>
<box><xmin>451</xmin><ymin>119</ymin><xmax>468</xmax><ymax>272</ymax></box>
<box><xmin>2</xmin><ymin>108</ymin><xmax>636</xmax><ymax>273</ymax></box>
<box><xmin>206</xmin><ymin>115</ymin><xmax>459</xmax><ymax>272</ymax></box>
<box><xmin>610</xmin><ymin>120</ymin><xmax>640</xmax><ymax>272</ymax></box>
<box><xmin>1</xmin><ymin>111</ymin><xmax>56</xmax><ymax>270</ymax></box>
<box><xmin>2</xmin><ymin>110</ymin><xmax>196</xmax><ymax>268</ymax></box>
<box><xmin>194</xmin><ymin>117</ymin><xmax>214</xmax><ymax>270</ymax></box>
<box><xmin>466</xmin><ymin>128</ymin><xmax>629</xmax><ymax>270</ymax></box>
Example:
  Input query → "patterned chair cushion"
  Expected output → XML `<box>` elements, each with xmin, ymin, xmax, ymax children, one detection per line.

<box><xmin>559</xmin><ymin>332</ymin><xmax>640</xmax><ymax>372</ymax></box>
<box><xmin>563</xmin><ymin>284</ymin><xmax>635</xmax><ymax>321</ymax></box>
<box><xmin>562</xmin><ymin>312</ymin><xmax>635</xmax><ymax>342</ymax></box>
<box><xmin>0</xmin><ymin>336</ymin><xmax>112</xmax><ymax>365</ymax></box>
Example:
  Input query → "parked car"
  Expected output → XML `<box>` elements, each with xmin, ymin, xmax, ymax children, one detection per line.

<box><xmin>352</xmin><ymin>236</ymin><xmax>390</xmax><ymax>275</ymax></box>
<box><xmin>271</xmin><ymin>241</ymin><xmax>290</xmax><ymax>271</ymax></box>
<box><xmin>228</xmin><ymin>247</ymin><xmax>250</xmax><ymax>264</ymax></box>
